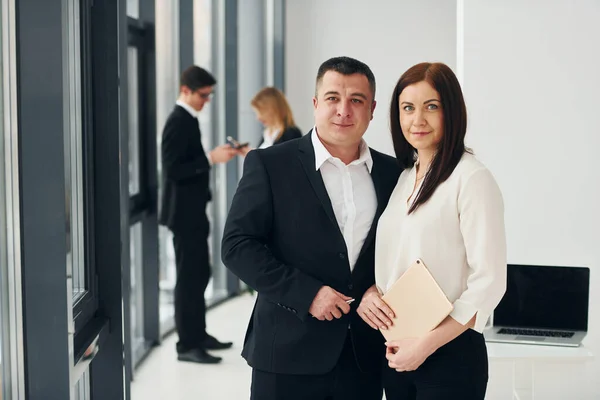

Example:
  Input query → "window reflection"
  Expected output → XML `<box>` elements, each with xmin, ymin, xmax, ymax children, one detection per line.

<box><xmin>127</xmin><ymin>46</ymin><xmax>140</xmax><ymax>197</ymax></box>
<box><xmin>72</xmin><ymin>370</ymin><xmax>90</xmax><ymax>400</ymax></box>
<box><xmin>127</xmin><ymin>0</ymin><xmax>139</xmax><ymax>19</ymax></box>
<box><xmin>0</xmin><ymin>0</ymin><xmax>6</xmax><ymax>392</ymax></box>
<box><xmin>64</xmin><ymin>0</ymin><xmax>86</xmax><ymax>302</ymax></box>
<box><xmin>130</xmin><ymin>223</ymin><xmax>145</xmax><ymax>363</ymax></box>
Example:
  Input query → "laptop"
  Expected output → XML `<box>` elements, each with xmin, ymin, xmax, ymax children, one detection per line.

<box><xmin>484</xmin><ymin>264</ymin><xmax>589</xmax><ymax>347</ymax></box>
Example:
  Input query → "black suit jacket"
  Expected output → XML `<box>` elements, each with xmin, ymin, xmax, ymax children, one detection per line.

<box><xmin>159</xmin><ymin>105</ymin><xmax>211</xmax><ymax>234</ymax></box>
<box><xmin>256</xmin><ymin>125</ymin><xmax>302</xmax><ymax>148</ymax></box>
<box><xmin>222</xmin><ymin>133</ymin><xmax>401</xmax><ymax>375</ymax></box>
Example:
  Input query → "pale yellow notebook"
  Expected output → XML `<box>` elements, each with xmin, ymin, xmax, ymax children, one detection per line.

<box><xmin>380</xmin><ymin>259</ymin><xmax>454</xmax><ymax>341</ymax></box>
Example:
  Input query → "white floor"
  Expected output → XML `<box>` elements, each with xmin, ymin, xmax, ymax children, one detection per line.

<box><xmin>131</xmin><ymin>293</ymin><xmax>255</xmax><ymax>400</ymax></box>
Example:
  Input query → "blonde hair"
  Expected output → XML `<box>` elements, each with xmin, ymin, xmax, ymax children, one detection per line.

<box><xmin>250</xmin><ymin>87</ymin><xmax>296</xmax><ymax>138</ymax></box>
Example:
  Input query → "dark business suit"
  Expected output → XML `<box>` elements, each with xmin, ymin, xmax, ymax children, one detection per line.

<box><xmin>222</xmin><ymin>133</ymin><xmax>401</xmax><ymax>400</ymax></box>
<box><xmin>159</xmin><ymin>105</ymin><xmax>212</xmax><ymax>353</ymax></box>
<box><xmin>256</xmin><ymin>125</ymin><xmax>302</xmax><ymax>148</ymax></box>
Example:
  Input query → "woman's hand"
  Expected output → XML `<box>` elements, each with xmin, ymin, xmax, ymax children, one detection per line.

<box><xmin>357</xmin><ymin>285</ymin><xmax>394</xmax><ymax>331</ymax></box>
<box><xmin>385</xmin><ymin>338</ymin><xmax>434</xmax><ymax>372</ymax></box>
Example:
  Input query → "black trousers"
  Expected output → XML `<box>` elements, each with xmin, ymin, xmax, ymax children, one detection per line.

<box><xmin>172</xmin><ymin>227</ymin><xmax>211</xmax><ymax>353</ymax></box>
<box><xmin>250</xmin><ymin>332</ymin><xmax>382</xmax><ymax>400</ymax></box>
<box><xmin>383</xmin><ymin>329</ymin><xmax>488</xmax><ymax>400</ymax></box>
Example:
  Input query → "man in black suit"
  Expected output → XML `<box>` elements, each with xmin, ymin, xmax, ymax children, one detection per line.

<box><xmin>159</xmin><ymin>66</ymin><xmax>238</xmax><ymax>364</ymax></box>
<box><xmin>222</xmin><ymin>57</ymin><xmax>401</xmax><ymax>399</ymax></box>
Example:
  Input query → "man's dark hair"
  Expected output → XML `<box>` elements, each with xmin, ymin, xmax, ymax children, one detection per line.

<box><xmin>180</xmin><ymin>65</ymin><xmax>217</xmax><ymax>91</ymax></box>
<box><xmin>315</xmin><ymin>56</ymin><xmax>376</xmax><ymax>100</ymax></box>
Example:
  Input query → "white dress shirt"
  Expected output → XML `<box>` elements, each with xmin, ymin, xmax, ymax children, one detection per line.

<box><xmin>176</xmin><ymin>99</ymin><xmax>199</xmax><ymax>118</ymax></box>
<box><xmin>311</xmin><ymin>129</ymin><xmax>377</xmax><ymax>271</ymax></box>
<box><xmin>375</xmin><ymin>152</ymin><xmax>507</xmax><ymax>332</ymax></box>
<box><xmin>175</xmin><ymin>100</ymin><xmax>212</xmax><ymax>165</ymax></box>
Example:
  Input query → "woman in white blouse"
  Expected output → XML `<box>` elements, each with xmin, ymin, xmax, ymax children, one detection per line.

<box><xmin>238</xmin><ymin>87</ymin><xmax>302</xmax><ymax>155</ymax></box>
<box><xmin>357</xmin><ymin>62</ymin><xmax>506</xmax><ymax>399</ymax></box>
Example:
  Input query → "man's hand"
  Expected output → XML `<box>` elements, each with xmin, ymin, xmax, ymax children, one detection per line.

<box><xmin>357</xmin><ymin>284</ymin><xmax>394</xmax><ymax>330</ymax></box>
<box><xmin>209</xmin><ymin>144</ymin><xmax>238</xmax><ymax>164</ymax></box>
<box><xmin>309</xmin><ymin>286</ymin><xmax>352</xmax><ymax>321</ymax></box>
<box><xmin>237</xmin><ymin>145</ymin><xmax>252</xmax><ymax>156</ymax></box>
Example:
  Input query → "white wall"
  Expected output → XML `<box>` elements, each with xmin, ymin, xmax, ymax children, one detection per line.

<box><xmin>462</xmin><ymin>1</ymin><xmax>600</xmax><ymax>398</ymax></box>
<box><xmin>286</xmin><ymin>1</ymin><xmax>600</xmax><ymax>398</ymax></box>
<box><xmin>285</xmin><ymin>0</ymin><xmax>456</xmax><ymax>153</ymax></box>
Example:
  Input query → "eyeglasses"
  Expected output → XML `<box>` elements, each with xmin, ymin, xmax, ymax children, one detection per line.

<box><xmin>196</xmin><ymin>91</ymin><xmax>213</xmax><ymax>100</ymax></box>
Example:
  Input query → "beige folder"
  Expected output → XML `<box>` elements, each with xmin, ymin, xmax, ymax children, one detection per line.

<box><xmin>380</xmin><ymin>259</ymin><xmax>453</xmax><ymax>341</ymax></box>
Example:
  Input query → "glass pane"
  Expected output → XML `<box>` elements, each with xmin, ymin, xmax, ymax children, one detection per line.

<box><xmin>72</xmin><ymin>369</ymin><xmax>90</xmax><ymax>400</ymax></box>
<box><xmin>1</xmin><ymin>3</ymin><xmax>24</xmax><ymax>397</ymax></box>
<box><xmin>127</xmin><ymin>46</ymin><xmax>140</xmax><ymax>196</ymax></box>
<box><xmin>127</xmin><ymin>0</ymin><xmax>139</xmax><ymax>19</ymax></box>
<box><xmin>64</xmin><ymin>0</ymin><xmax>85</xmax><ymax>302</ymax></box>
<box><xmin>0</xmin><ymin>1</ymin><xmax>6</xmax><ymax>393</ymax></box>
<box><xmin>130</xmin><ymin>223</ymin><xmax>145</xmax><ymax>362</ymax></box>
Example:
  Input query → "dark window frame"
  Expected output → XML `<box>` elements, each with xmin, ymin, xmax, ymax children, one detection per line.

<box><xmin>72</xmin><ymin>0</ymin><xmax>99</xmax><ymax>337</ymax></box>
<box><xmin>128</xmin><ymin>17</ymin><xmax>150</xmax><ymax>218</ymax></box>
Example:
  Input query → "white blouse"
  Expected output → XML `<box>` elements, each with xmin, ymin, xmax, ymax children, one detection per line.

<box><xmin>375</xmin><ymin>152</ymin><xmax>507</xmax><ymax>333</ymax></box>
<box><xmin>258</xmin><ymin>128</ymin><xmax>281</xmax><ymax>149</ymax></box>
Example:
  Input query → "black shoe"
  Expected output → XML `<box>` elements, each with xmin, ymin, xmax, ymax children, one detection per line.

<box><xmin>177</xmin><ymin>349</ymin><xmax>222</xmax><ymax>364</ymax></box>
<box><xmin>202</xmin><ymin>334</ymin><xmax>233</xmax><ymax>350</ymax></box>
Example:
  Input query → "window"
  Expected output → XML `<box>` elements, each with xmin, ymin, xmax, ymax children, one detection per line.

<box><xmin>73</xmin><ymin>370</ymin><xmax>90</xmax><ymax>400</ymax></box>
<box><xmin>126</xmin><ymin>14</ymin><xmax>158</xmax><ymax>371</ymax></box>
<box><xmin>64</xmin><ymin>0</ymin><xmax>97</xmax><ymax>335</ymax></box>
<box><xmin>127</xmin><ymin>0</ymin><xmax>139</xmax><ymax>19</ymax></box>
<box><xmin>64</xmin><ymin>0</ymin><xmax>85</xmax><ymax>302</ymax></box>
<box><xmin>128</xmin><ymin>46</ymin><xmax>141</xmax><ymax>197</ymax></box>
<box><xmin>1</xmin><ymin>0</ymin><xmax>25</xmax><ymax>397</ymax></box>
<box><xmin>0</xmin><ymin>2</ymin><xmax>7</xmax><ymax>394</ymax></box>
<box><xmin>129</xmin><ymin>223</ymin><xmax>145</xmax><ymax>364</ymax></box>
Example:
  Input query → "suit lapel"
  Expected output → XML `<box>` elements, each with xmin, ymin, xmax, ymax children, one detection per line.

<box><xmin>297</xmin><ymin>134</ymin><xmax>340</xmax><ymax>231</ymax></box>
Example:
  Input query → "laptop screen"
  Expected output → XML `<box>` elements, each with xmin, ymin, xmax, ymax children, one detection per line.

<box><xmin>494</xmin><ymin>264</ymin><xmax>590</xmax><ymax>331</ymax></box>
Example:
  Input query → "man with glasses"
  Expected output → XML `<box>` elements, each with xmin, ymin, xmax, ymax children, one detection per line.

<box><xmin>159</xmin><ymin>65</ymin><xmax>237</xmax><ymax>364</ymax></box>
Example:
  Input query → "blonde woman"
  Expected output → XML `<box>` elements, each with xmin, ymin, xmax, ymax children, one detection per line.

<box><xmin>239</xmin><ymin>87</ymin><xmax>302</xmax><ymax>155</ymax></box>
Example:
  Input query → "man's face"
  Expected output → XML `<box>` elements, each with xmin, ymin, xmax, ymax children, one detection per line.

<box><xmin>181</xmin><ymin>85</ymin><xmax>213</xmax><ymax>112</ymax></box>
<box><xmin>313</xmin><ymin>71</ymin><xmax>376</xmax><ymax>149</ymax></box>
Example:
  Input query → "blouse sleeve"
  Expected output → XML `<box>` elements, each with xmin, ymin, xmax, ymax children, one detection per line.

<box><xmin>450</xmin><ymin>167</ymin><xmax>507</xmax><ymax>332</ymax></box>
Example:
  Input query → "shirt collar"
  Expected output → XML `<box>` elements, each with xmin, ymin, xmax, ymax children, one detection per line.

<box><xmin>310</xmin><ymin>127</ymin><xmax>373</xmax><ymax>172</ymax></box>
<box><xmin>176</xmin><ymin>99</ymin><xmax>199</xmax><ymax>118</ymax></box>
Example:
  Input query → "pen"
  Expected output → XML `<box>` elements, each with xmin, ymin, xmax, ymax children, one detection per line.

<box><xmin>346</xmin><ymin>298</ymin><xmax>355</xmax><ymax>304</ymax></box>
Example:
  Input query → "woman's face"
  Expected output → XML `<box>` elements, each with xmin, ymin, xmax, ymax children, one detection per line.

<box><xmin>253</xmin><ymin>106</ymin><xmax>277</xmax><ymax>128</ymax></box>
<box><xmin>398</xmin><ymin>81</ymin><xmax>444</xmax><ymax>154</ymax></box>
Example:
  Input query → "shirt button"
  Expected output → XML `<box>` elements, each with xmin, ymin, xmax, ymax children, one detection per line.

<box><xmin>339</xmin><ymin>253</ymin><xmax>346</xmax><ymax>260</ymax></box>
<box><xmin>348</xmin><ymin>284</ymin><xmax>354</xmax><ymax>290</ymax></box>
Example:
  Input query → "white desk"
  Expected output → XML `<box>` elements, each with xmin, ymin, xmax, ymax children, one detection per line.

<box><xmin>486</xmin><ymin>341</ymin><xmax>594</xmax><ymax>400</ymax></box>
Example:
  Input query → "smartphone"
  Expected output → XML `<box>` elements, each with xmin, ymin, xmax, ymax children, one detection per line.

<box><xmin>227</xmin><ymin>136</ymin><xmax>249</xmax><ymax>149</ymax></box>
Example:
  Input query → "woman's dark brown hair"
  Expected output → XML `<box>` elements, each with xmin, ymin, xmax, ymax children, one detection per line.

<box><xmin>389</xmin><ymin>62</ymin><xmax>469</xmax><ymax>214</ymax></box>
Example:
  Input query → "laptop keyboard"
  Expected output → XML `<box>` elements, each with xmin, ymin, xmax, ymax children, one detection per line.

<box><xmin>497</xmin><ymin>328</ymin><xmax>575</xmax><ymax>338</ymax></box>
